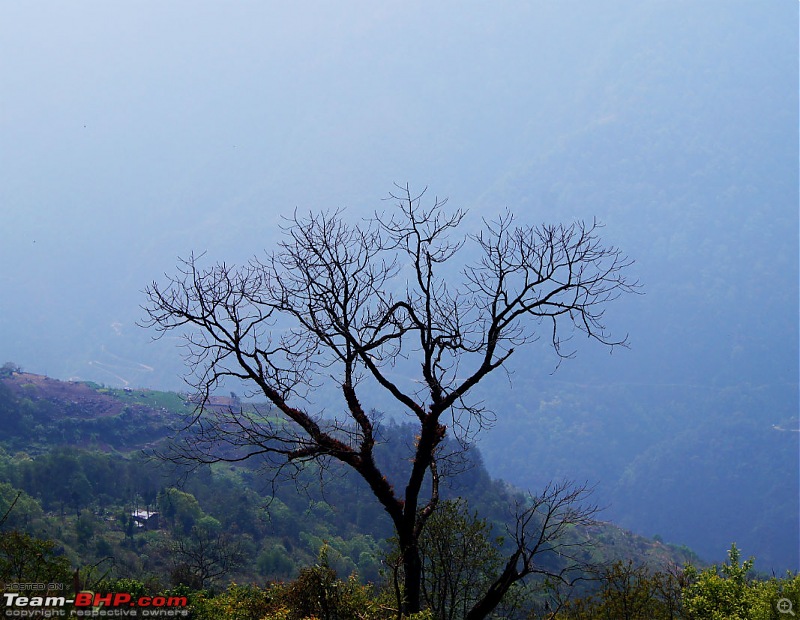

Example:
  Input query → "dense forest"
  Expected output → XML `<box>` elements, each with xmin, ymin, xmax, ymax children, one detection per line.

<box><xmin>477</xmin><ymin>374</ymin><xmax>798</xmax><ymax>573</ymax></box>
<box><xmin>1</xmin><ymin>368</ymin><xmax>796</xmax><ymax>618</ymax></box>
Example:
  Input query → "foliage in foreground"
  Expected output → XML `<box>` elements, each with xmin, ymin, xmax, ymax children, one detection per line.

<box><xmin>188</xmin><ymin>547</ymin><xmax>800</xmax><ymax>620</ymax></box>
<box><xmin>557</xmin><ymin>544</ymin><xmax>800</xmax><ymax>620</ymax></box>
<box><xmin>182</xmin><ymin>544</ymin><xmax>800</xmax><ymax>620</ymax></box>
<box><xmin>1</xmin><ymin>519</ymin><xmax>798</xmax><ymax>620</ymax></box>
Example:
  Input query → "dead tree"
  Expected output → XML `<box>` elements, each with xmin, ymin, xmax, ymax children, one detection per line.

<box><xmin>142</xmin><ymin>185</ymin><xmax>636</xmax><ymax>616</ymax></box>
<box><xmin>466</xmin><ymin>481</ymin><xmax>599</xmax><ymax>619</ymax></box>
<box><xmin>170</xmin><ymin>524</ymin><xmax>245</xmax><ymax>590</ymax></box>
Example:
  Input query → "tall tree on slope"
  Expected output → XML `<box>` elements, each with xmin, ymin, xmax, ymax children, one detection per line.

<box><xmin>143</xmin><ymin>185</ymin><xmax>637</xmax><ymax>616</ymax></box>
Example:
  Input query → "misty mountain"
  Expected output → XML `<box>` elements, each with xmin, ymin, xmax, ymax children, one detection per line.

<box><xmin>1</xmin><ymin>0</ymin><xmax>796</xmax><ymax>577</ymax></box>
<box><xmin>467</xmin><ymin>1</ymin><xmax>798</xmax><ymax>573</ymax></box>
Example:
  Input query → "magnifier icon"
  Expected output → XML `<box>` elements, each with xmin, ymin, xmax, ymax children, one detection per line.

<box><xmin>778</xmin><ymin>598</ymin><xmax>796</xmax><ymax>616</ymax></box>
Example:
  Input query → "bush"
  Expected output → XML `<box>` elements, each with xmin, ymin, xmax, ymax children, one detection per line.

<box><xmin>190</xmin><ymin>546</ymin><xmax>392</xmax><ymax>620</ymax></box>
<box><xmin>557</xmin><ymin>544</ymin><xmax>800</xmax><ymax>620</ymax></box>
<box><xmin>276</xmin><ymin>545</ymin><xmax>381</xmax><ymax>619</ymax></box>
<box><xmin>0</xmin><ymin>530</ymin><xmax>72</xmax><ymax>585</ymax></box>
<box><xmin>190</xmin><ymin>583</ymin><xmax>281</xmax><ymax>620</ymax></box>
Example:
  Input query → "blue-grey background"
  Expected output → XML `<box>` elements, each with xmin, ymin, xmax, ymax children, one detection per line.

<box><xmin>1</xmin><ymin>1</ymin><xmax>797</xmax><ymax>572</ymax></box>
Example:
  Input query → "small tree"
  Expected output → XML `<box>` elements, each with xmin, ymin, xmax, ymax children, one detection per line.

<box><xmin>170</xmin><ymin>518</ymin><xmax>245</xmax><ymax>590</ymax></box>
<box><xmin>143</xmin><ymin>186</ymin><xmax>636</xmax><ymax>616</ymax></box>
<box><xmin>559</xmin><ymin>559</ymin><xmax>687</xmax><ymax>620</ymax></box>
<box><xmin>158</xmin><ymin>487</ymin><xmax>203</xmax><ymax>534</ymax></box>
<box><xmin>0</xmin><ymin>362</ymin><xmax>21</xmax><ymax>378</ymax></box>
<box><xmin>683</xmin><ymin>544</ymin><xmax>766</xmax><ymax>620</ymax></box>
<box><xmin>412</xmin><ymin>498</ymin><xmax>531</xmax><ymax>619</ymax></box>
<box><xmin>417</xmin><ymin>499</ymin><xmax>502</xmax><ymax>619</ymax></box>
<box><xmin>0</xmin><ymin>530</ymin><xmax>72</xmax><ymax>585</ymax></box>
<box><xmin>464</xmin><ymin>481</ymin><xmax>599</xmax><ymax>619</ymax></box>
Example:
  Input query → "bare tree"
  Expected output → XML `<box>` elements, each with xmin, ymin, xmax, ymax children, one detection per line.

<box><xmin>170</xmin><ymin>523</ymin><xmax>245</xmax><ymax>590</ymax></box>
<box><xmin>466</xmin><ymin>481</ymin><xmax>599</xmax><ymax>619</ymax></box>
<box><xmin>142</xmin><ymin>185</ymin><xmax>636</xmax><ymax>616</ymax></box>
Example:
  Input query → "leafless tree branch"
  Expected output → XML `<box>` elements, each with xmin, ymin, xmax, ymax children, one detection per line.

<box><xmin>142</xmin><ymin>186</ymin><xmax>636</xmax><ymax>614</ymax></box>
<box><xmin>466</xmin><ymin>481</ymin><xmax>600</xmax><ymax>620</ymax></box>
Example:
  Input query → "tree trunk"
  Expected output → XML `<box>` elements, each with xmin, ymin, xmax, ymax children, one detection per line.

<box><xmin>465</xmin><ymin>552</ymin><xmax>521</xmax><ymax>620</ymax></box>
<box><xmin>402</xmin><ymin>544</ymin><xmax>423</xmax><ymax>614</ymax></box>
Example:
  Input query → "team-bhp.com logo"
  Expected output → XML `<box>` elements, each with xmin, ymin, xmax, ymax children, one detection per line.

<box><xmin>3</xmin><ymin>591</ymin><xmax>189</xmax><ymax>617</ymax></box>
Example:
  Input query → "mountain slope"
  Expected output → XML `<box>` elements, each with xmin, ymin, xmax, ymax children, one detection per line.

<box><xmin>0</xmin><ymin>370</ymin><xmax>700</xmax><ymax>590</ymax></box>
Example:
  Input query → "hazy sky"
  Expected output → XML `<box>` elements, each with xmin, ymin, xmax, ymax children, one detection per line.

<box><xmin>1</xmin><ymin>1</ymin><xmax>796</xmax><ymax>389</ymax></box>
<box><xmin>0</xmin><ymin>2</ymin><xmax>615</xmax><ymax>383</ymax></box>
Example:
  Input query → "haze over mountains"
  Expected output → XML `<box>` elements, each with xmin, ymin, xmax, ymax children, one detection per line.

<box><xmin>1</xmin><ymin>2</ymin><xmax>797</xmax><ymax>572</ymax></box>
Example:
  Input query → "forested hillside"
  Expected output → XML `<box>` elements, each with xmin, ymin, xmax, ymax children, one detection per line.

<box><xmin>478</xmin><ymin>376</ymin><xmax>797</xmax><ymax>573</ymax></box>
<box><xmin>2</xmin><ymin>369</ymin><xmax>798</xmax><ymax>618</ymax></box>
<box><xmin>0</xmin><ymin>370</ymin><xmax>698</xmax><ymax>595</ymax></box>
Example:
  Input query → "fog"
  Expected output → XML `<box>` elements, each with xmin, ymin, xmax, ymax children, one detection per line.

<box><xmin>1</xmin><ymin>1</ymin><xmax>797</xmax><ymax>571</ymax></box>
<box><xmin>1</xmin><ymin>2</ymin><xmax>582</xmax><ymax>381</ymax></box>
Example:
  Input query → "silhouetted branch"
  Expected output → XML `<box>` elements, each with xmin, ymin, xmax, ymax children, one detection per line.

<box><xmin>142</xmin><ymin>186</ymin><xmax>635</xmax><ymax>614</ymax></box>
<box><xmin>466</xmin><ymin>481</ymin><xmax>600</xmax><ymax>620</ymax></box>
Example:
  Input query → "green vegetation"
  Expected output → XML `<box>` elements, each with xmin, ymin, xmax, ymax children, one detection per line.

<box><xmin>0</xmin><ymin>370</ymin><xmax>796</xmax><ymax>618</ymax></box>
<box><xmin>3</xmin><ymin>532</ymin><xmax>794</xmax><ymax>619</ymax></box>
<box><xmin>414</xmin><ymin>498</ymin><xmax>530</xmax><ymax>619</ymax></box>
<box><xmin>104</xmin><ymin>386</ymin><xmax>188</xmax><ymax>412</ymax></box>
<box><xmin>558</xmin><ymin>545</ymin><xmax>800</xmax><ymax>620</ymax></box>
